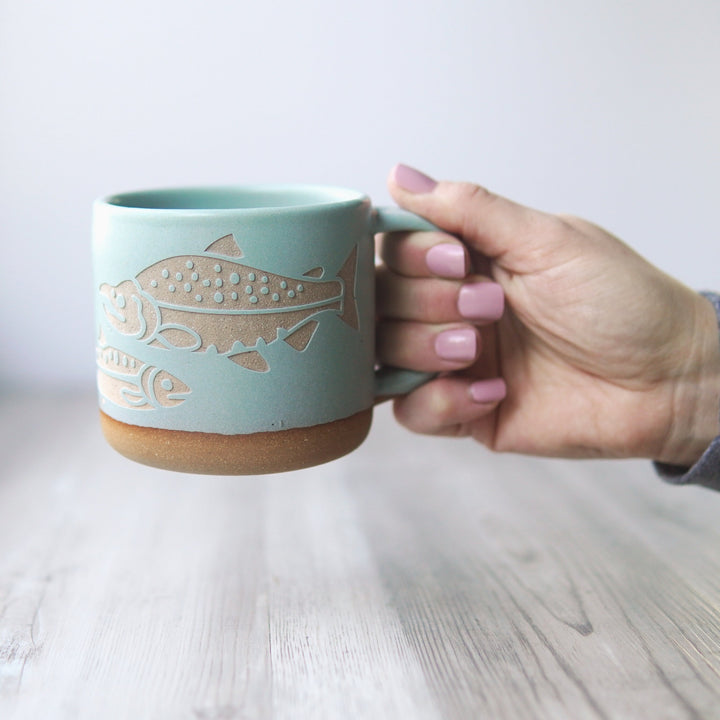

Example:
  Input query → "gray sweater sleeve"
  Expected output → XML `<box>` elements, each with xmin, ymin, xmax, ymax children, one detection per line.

<box><xmin>654</xmin><ymin>292</ymin><xmax>720</xmax><ymax>490</ymax></box>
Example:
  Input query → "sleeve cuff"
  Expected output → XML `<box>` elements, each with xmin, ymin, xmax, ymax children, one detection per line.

<box><xmin>655</xmin><ymin>291</ymin><xmax>720</xmax><ymax>490</ymax></box>
<box><xmin>655</xmin><ymin>437</ymin><xmax>720</xmax><ymax>490</ymax></box>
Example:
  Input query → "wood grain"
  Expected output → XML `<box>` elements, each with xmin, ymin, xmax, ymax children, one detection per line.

<box><xmin>2</xmin><ymin>391</ymin><xmax>720</xmax><ymax>719</ymax></box>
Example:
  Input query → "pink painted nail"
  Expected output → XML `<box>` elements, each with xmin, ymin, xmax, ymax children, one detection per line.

<box><xmin>393</xmin><ymin>164</ymin><xmax>438</xmax><ymax>194</ymax></box>
<box><xmin>426</xmin><ymin>244</ymin><xmax>468</xmax><ymax>279</ymax></box>
<box><xmin>434</xmin><ymin>328</ymin><xmax>478</xmax><ymax>362</ymax></box>
<box><xmin>470</xmin><ymin>378</ymin><xmax>507</xmax><ymax>404</ymax></box>
<box><xmin>458</xmin><ymin>282</ymin><xmax>504</xmax><ymax>321</ymax></box>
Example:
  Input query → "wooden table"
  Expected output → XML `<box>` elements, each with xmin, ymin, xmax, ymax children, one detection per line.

<box><xmin>2</xmin><ymin>391</ymin><xmax>720</xmax><ymax>719</ymax></box>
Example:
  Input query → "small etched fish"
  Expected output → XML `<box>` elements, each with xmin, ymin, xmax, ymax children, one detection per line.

<box><xmin>99</xmin><ymin>234</ymin><xmax>358</xmax><ymax>372</ymax></box>
<box><xmin>96</xmin><ymin>333</ymin><xmax>191</xmax><ymax>410</ymax></box>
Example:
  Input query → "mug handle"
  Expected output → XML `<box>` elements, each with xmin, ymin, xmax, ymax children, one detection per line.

<box><xmin>372</xmin><ymin>206</ymin><xmax>439</xmax><ymax>401</ymax></box>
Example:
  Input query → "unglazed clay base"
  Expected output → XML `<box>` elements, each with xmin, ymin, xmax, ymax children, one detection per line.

<box><xmin>99</xmin><ymin>408</ymin><xmax>372</xmax><ymax>475</ymax></box>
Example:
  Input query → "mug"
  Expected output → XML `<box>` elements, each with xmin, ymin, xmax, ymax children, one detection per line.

<box><xmin>93</xmin><ymin>184</ymin><xmax>435</xmax><ymax>474</ymax></box>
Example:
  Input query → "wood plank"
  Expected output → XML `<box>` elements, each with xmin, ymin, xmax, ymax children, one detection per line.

<box><xmin>1</xmin><ymin>392</ymin><xmax>720</xmax><ymax>718</ymax></box>
<box><xmin>347</xmin><ymin>424</ymin><xmax>720</xmax><ymax>719</ymax></box>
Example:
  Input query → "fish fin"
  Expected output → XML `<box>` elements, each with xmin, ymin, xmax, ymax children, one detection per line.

<box><xmin>155</xmin><ymin>325</ymin><xmax>202</xmax><ymax>351</ymax></box>
<box><xmin>283</xmin><ymin>320</ymin><xmax>319</xmax><ymax>351</ymax></box>
<box><xmin>303</xmin><ymin>266</ymin><xmax>324</xmax><ymax>278</ymax></box>
<box><xmin>229</xmin><ymin>351</ymin><xmax>269</xmax><ymax>373</ymax></box>
<box><xmin>338</xmin><ymin>245</ymin><xmax>359</xmax><ymax>330</ymax></box>
<box><xmin>120</xmin><ymin>386</ymin><xmax>149</xmax><ymax>408</ymax></box>
<box><xmin>205</xmin><ymin>234</ymin><xmax>243</xmax><ymax>258</ymax></box>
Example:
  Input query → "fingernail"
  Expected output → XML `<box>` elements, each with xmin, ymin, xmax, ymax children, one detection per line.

<box><xmin>426</xmin><ymin>244</ymin><xmax>467</xmax><ymax>278</ymax></box>
<box><xmin>458</xmin><ymin>282</ymin><xmax>504</xmax><ymax>321</ymax></box>
<box><xmin>434</xmin><ymin>328</ymin><xmax>478</xmax><ymax>362</ymax></box>
<box><xmin>393</xmin><ymin>164</ymin><xmax>438</xmax><ymax>194</ymax></box>
<box><xmin>470</xmin><ymin>378</ymin><xmax>507</xmax><ymax>404</ymax></box>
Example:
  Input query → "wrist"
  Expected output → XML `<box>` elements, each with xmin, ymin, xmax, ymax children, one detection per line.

<box><xmin>657</xmin><ymin>292</ymin><xmax>720</xmax><ymax>467</ymax></box>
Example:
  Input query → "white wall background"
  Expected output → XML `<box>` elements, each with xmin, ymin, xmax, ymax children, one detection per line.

<box><xmin>1</xmin><ymin>0</ymin><xmax>718</xmax><ymax>390</ymax></box>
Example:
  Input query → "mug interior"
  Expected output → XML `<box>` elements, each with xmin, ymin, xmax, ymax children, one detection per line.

<box><xmin>104</xmin><ymin>185</ymin><xmax>365</xmax><ymax>211</ymax></box>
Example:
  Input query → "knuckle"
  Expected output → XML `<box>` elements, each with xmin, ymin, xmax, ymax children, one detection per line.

<box><xmin>453</xmin><ymin>182</ymin><xmax>494</xmax><ymax>215</ymax></box>
<box><xmin>416</xmin><ymin>282</ymin><xmax>457</xmax><ymax>322</ymax></box>
<box><xmin>393</xmin><ymin>380</ymin><xmax>456</xmax><ymax>433</ymax></box>
<box><xmin>453</xmin><ymin>183</ymin><xmax>501</xmax><ymax>241</ymax></box>
<box><xmin>427</xmin><ymin>385</ymin><xmax>457</xmax><ymax>424</ymax></box>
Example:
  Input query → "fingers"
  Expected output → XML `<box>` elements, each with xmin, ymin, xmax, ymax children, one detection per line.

<box><xmin>377</xmin><ymin>165</ymin><xmax>513</xmax><ymax>439</ymax></box>
<box><xmin>377</xmin><ymin>321</ymin><xmax>482</xmax><ymax>373</ymax></box>
<box><xmin>377</xmin><ymin>218</ymin><xmax>503</xmax><ymax>326</ymax></box>
<box><xmin>378</xmin><ymin>231</ymin><xmax>470</xmax><ymax>279</ymax></box>
<box><xmin>391</xmin><ymin>375</ymin><xmax>507</xmax><ymax>439</ymax></box>
<box><xmin>387</xmin><ymin>163</ymin><xmax>561</xmax><ymax>266</ymax></box>
<box><xmin>377</xmin><ymin>267</ymin><xmax>504</xmax><ymax>324</ymax></box>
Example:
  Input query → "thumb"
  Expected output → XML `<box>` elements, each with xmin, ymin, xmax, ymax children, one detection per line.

<box><xmin>388</xmin><ymin>164</ymin><xmax>554</xmax><ymax>263</ymax></box>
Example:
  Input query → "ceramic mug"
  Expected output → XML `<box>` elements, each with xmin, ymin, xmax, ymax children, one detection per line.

<box><xmin>93</xmin><ymin>184</ymin><xmax>435</xmax><ymax>474</ymax></box>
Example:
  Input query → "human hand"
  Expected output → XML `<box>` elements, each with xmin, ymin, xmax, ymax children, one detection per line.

<box><xmin>376</xmin><ymin>165</ymin><xmax>720</xmax><ymax>465</ymax></box>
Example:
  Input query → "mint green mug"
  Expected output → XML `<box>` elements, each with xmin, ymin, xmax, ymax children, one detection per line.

<box><xmin>93</xmin><ymin>185</ymin><xmax>434</xmax><ymax>474</ymax></box>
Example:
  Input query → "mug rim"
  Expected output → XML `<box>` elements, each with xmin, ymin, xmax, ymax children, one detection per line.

<box><xmin>97</xmin><ymin>184</ymin><xmax>368</xmax><ymax>214</ymax></box>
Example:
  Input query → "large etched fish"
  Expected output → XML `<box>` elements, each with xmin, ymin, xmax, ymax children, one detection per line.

<box><xmin>99</xmin><ymin>234</ymin><xmax>358</xmax><ymax>372</ymax></box>
<box><xmin>96</xmin><ymin>335</ymin><xmax>191</xmax><ymax>410</ymax></box>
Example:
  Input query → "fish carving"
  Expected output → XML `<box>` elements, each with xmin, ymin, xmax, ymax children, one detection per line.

<box><xmin>96</xmin><ymin>333</ymin><xmax>191</xmax><ymax>410</ymax></box>
<box><xmin>99</xmin><ymin>234</ymin><xmax>359</xmax><ymax>372</ymax></box>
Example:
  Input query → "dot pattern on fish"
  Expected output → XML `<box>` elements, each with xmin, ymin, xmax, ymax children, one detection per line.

<box><xmin>98</xmin><ymin>234</ymin><xmax>359</xmax><ymax>373</ymax></box>
<box><xmin>144</xmin><ymin>258</ymin><xmax>313</xmax><ymax>310</ymax></box>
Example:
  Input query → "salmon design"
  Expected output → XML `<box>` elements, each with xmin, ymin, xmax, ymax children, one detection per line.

<box><xmin>98</xmin><ymin>234</ymin><xmax>359</xmax><ymax>372</ymax></box>
<box><xmin>96</xmin><ymin>333</ymin><xmax>191</xmax><ymax>410</ymax></box>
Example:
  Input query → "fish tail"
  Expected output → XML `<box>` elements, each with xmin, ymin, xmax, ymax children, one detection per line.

<box><xmin>338</xmin><ymin>245</ymin><xmax>359</xmax><ymax>330</ymax></box>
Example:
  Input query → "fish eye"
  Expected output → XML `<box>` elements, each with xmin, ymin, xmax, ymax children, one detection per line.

<box><xmin>160</xmin><ymin>378</ymin><xmax>173</xmax><ymax>391</ymax></box>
